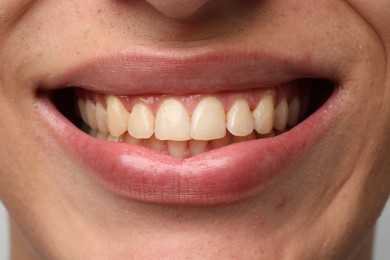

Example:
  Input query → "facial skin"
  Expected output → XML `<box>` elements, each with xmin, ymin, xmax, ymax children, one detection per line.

<box><xmin>0</xmin><ymin>0</ymin><xmax>389</xmax><ymax>259</ymax></box>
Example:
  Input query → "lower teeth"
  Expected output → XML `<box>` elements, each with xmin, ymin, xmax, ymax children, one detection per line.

<box><xmin>89</xmin><ymin>129</ymin><xmax>276</xmax><ymax>158</ymax></box>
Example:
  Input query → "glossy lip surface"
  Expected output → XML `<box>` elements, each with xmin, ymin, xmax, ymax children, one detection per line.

<box><xmin>38</xmin><ymin>47</ymin><xmax>340</xmax><ymax>205</ymax></box>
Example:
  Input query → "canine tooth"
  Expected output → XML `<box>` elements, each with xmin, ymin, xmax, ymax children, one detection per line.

<box><xmin>123</xmin><ymin>133</ymin><xmax>143</xmax><ymax>145</ymax></box>
<box><xmin>227</xmin><ymin>99</ymin><xmax>254</xmax><ymax>137</ymax></box>
<box><xmin>191</xmin><ymin>97</ymin><xmax>226</xmax><ymax>140</ymax></box>
<box><xmin>288</xmin><ymin>97</ymin><xmax>300</xmax><ymax>126</ymax></box>
<box><xmin>232</xmin><ymin>132</ymin><xmax>256</xmax><ymax>143</ymax></box>
<box><xmin>167</xmin><ymin>141</ymin><xmax>187</xmax><ymax>158</ymax></box>
<box><xmin>211</xmin><ymin>133</ymin><xmax>232</xmax><ymax>149</ymax></box>
<box><xmin>86</xmin><ymin>100</ymin><xmax>98</xmax><ymax>130</ymax></box>
<box><xmin>107</xmin><ymin>95</ymin><xmax>129</xmax><ymax>137</ymax></box>
<box><xmin>147</xmin><ymin>135</ymin><xmax>165</xmax><ymax>151</ymax></box>
<box><xmin>274</xmin><ymin>98</ymin><xmax>288</xmax><ymax>131</ymax></box>
<box><xmin>95</xmin><ymin>102</ymin><xmax>109</xmax><ymax>134</ymax></box>
<box><xmin>128</xmin><ymin>103</ymin><xmax>155</xmax><ymax>139</ymax></box>
<box><xmin>253</xmin><ymin>95</ymin><xmax>274</xmax><ymax>134</ymax></box>
<box><xmin>155</xmin><ymin>99</ymin><xmax>191</xmax><ymax>141</ymax></box>
<box><xmin>77</xmin><ymin>99</ymin><xmax>88</xmax><ymax>124</ymax></box>
<box><xmin>189</xmin><ymin>140</ymin><xmax>208</xmax><ymax>155</ymax></box>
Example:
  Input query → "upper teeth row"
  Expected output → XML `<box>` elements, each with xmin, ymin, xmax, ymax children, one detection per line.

<box><xmin>78</xmin><ymin>94</ymin><xmax>304</xmax><ymax>141</ymax></box>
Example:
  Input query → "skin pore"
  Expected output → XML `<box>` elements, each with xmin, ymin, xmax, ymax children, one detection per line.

<box><xmin>0</xmin><ymin>0</ymin><xmax>389</xmax><ymax>259</ymax></box>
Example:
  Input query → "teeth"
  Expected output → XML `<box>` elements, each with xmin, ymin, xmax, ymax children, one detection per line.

<box><xmin>77</xmin><ymin>99</ymin><xmax>88</xmax><ymax>124</ymax></box>
<box><xmin>85</xmin><ymin>100</ymin><xmax>98</xmax><ymax>130</ymax></box>
<box><xmin>95</xmin><ymin>102</ymin><xmax>109</xmax><ymax>135</ymax></box>
<box><xmin>232</xmin><ymin>132</ymin><xmax>256</xmax><ymax>143</ymax></box>
<box><xmin>188</xmin><ymin>140</ymin><xmax>208</xmax><ymax>155</ymax></box>
<box><xmin>123</xmin><ymin>132</ymin><xmax>143</xmax><ymax>145</ymax></box>
<box><xmin>211</xmin><ymin>133</ymin><xmax>232</xmax><ymax>149</ymax></box>
<box><xmin>167</xmin><ymin>141</ymin><xmax>187</xmax><ymax>158</ymax></box>
<box><xmin>227</xmin><ymin>99</ymin><xmax>254</xmax><ymax>137</ymax></box>
<box><xmin>274</xmin><ymin>98</ymin><xmax>288</xmax><ymax>132</ymax></box>
<box><xmin>155</xmin><ymin>99</ymin><xmax>191</xmax><ymax>141</ymax></box>
<box><xmin>191</xmin><ymin>97</ymin><xmax>226</xmax><ymax>140</ymax></box>
<box><xmin>107</xmin><ymin>134</ymin><xmax>121</xmax><ymax>142</ymax></box>
<box><xmin>107</xmin><ymin>95</ymin><xmax>130</xmax><ymax>137</ymax></box>
<box><xmin>288</xmin><ymin>97</ymin><xmax>300</xmax><ymax>126</ymax></box>
<box><xmin>252</xmin><ymin>95</ymin><xmax>274</xmax><ymax>134</ymax></box>
<box><xmin>128</xmin><ymin>103</ymin><xmax>155</xmax><ymax>139</ymax></box>
<box><xmin>81</xmin><ymin>90</ymin><xmax>306</xmax><ymax>157</ymax></box>
<box><xmin>147</xmin><ymin>135</ymin><xmax>165</xmax><ymax>151</ymax></box>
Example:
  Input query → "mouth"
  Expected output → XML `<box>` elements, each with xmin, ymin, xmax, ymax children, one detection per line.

<box><xmin>38</xmin><ymin>49</ymin><xmax>337</xmax><ymax>205</ymax></box>
<box><xmin>52</xmin><ymin>78</ymin><xmax>332</xmax><ymax>157</ymax></box>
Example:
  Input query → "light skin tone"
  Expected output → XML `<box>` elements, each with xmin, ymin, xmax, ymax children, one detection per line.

<box><xmin>0</xmin><ymin>0</ymin><xmax>389</xmax><ymax>259</ymax></box>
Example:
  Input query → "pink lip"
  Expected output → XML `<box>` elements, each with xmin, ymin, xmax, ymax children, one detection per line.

<box><xmin>38</xmin><ymin>47</ymin><xmax>339</xmax><ymax>205</ymax></box>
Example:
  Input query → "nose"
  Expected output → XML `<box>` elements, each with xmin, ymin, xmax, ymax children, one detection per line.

<box><xmin>144</xmin><ymin>0</ymin><xmax>212</xmax><ymax>20</ymax></box>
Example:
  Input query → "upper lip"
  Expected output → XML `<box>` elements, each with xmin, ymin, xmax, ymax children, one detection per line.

<box><xmin>41</xmin><ymin>45</ymin><xmax>336</xmax><ymax>95</ymax></box>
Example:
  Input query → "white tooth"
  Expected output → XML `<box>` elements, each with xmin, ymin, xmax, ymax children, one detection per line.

<box><xmin>77</xmin><ymin>99</ymin><xmax>88</xmax><ymax>124</ymax></box>
<box><xmin>189</xmin><ymin>139</ymin><xmax>208</xmax><ymax>155</ymax></box>
<box><xmin>155</xmin><ymin>99</ymin><xmax>191</xmax><ymax>141</ymax></box>
<box><xmin>191</xmin><ymin>97</ymin><xmax>226</xmax><ymax>140</ymax></box>
<box><xmin>147</xmin><ymin>135</ymin><xmax>165</xmax><ymax>151</ymax></box>
<box><xmin>227</xmin><ymin>99</ymin><xmax>254</xmax><ymax>137</ymax></box>
<box><xmin>167</xmin><ymin>141</ymin><xmax>187</xmax><ymax>158</ymax></box>
<box><xmin>252</xmin><ymin>95</ymin><xmax>274</xmax><ymax>134</ymax></box>
<box><xmin>95</xmin><ymin>102</ymin><xmax>109</xmax><ymax>135</ymax></box>
<box><xmin>288</xmin><ymin>97</ymin><xmax>300</xmax><ymax>126</ymax></box>
<box><xmin>211</xmin><ymin>133</ymin><xmax>232</xmax><ymax>149</ymax></box>
<box><xmin>86</xmin><ymin>100</ymin><xmax>98</xmax><ymax>130</ymax></box>
<box><xmin>107</xmin><ymin>95</ymin><xmax>129</xmax><ymax>137</ymax></box>
<box><xmin>274</xmin><ymin>98</ymin><xmax>288</xmax><ymax>132</ymax></box>
<box><xmin>107</xmin><ymin>135</ymin><xmax>121</xmax><ymax>142</ymax></box>
<box><xmin>232</xmin><ymin>132</ymin><xmax>256</xmax><ymax>143</ymax></box>
<box><xmin>123</xmin><ymin>132</ymin><xmax>143</xmax><ymax>145</ymax></box>
<box><xmin>128</xmin><ymin>103</ymin><xmax>155</xmax><ymax>139</ymax></box>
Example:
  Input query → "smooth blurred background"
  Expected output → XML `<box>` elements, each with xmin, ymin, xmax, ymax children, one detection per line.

<box><xmin>1</xmin><ymin>200</ymin><xmax>389</xmax><ymax>259</ymax></box>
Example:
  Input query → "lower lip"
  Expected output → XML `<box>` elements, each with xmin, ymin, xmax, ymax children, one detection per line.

<box><xmin>39</xmin><ymin>89</ymin><xmax>338</xmax><ymax>205</ymax></box>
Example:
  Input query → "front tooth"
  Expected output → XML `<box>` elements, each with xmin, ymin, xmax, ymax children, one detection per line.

<box><xmin>86</xmin><ymin>100</ymin><xmax>98</xmax><ymax>130</ymax></box>
<box><xmin>227</xmin><ymin>99</ymin><xmax>254</xmax><ymax>136</ymax></box>
<box><xmin>155</xmin><ymin>99</ymin><xmax>191</xmax><ymax>141</ymax></box>
<box><xmin>288</xmin><ymin>97</ymin><xmax>300</xmax><ymax>126</ymax></box>
<box><xmin>167</xmin><ymin>141</ymin><xmax>187</xmax><ymax>158</ymax></box>
<box><xmin>189</xmin><ymin>140</ymin><xmax>208</xmax><ymax>155</ymax></box>
<box><xmin>128</xmin><ymin>103</ymin><xmax>155</xmax><ymax>139</ymax></box>
<box><xmin>252</xmin><ymin>95</ymin><xmax>274</xmax><ymax>134</ymax></box>
<box><xmin>107</xmin><ymin>95</ymin><xmax>130</xmax><ymax>137</ymax></box>
<box><xmin>191</xmin><ymin>97</ymin><xmax>226</xmax><ymax>140</ymax></box>
<box><xmin>77</xmin><ymin>99</ymin><xmax>88</xmax><ymax>124</ymax></box>
<box><xmin>274</xmin><ymin>98</ymin><xmax>288</xmax><ymax>132</ymax></box>
<box><xmin>95</xmin><ymin>102</ymin><xmax>109</xmax><ymax>134</ymax></box>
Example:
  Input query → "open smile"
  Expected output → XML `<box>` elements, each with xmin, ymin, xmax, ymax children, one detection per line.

<box><xmin>37</xmin><ymin>46</ymin><xmax>338</xmax><ymax>205</ymax></box>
